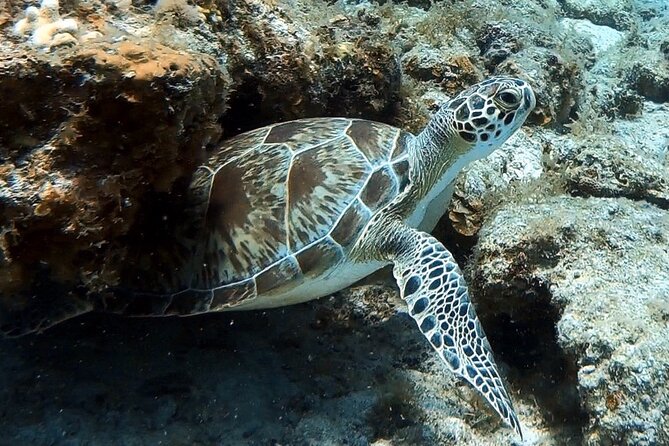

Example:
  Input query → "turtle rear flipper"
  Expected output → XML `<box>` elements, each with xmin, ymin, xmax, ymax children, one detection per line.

<box><xmin>0</xmin><ymin>293</ymin><xmax>92</xmax><ymax>337</ymax></box>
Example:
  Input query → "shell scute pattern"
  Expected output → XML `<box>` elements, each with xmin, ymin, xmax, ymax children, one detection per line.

<box><xmin>266</xmin><ymin>117</ymin><xmax>351</xmax><ymax>152</ymax></box>
<box><xmin>165</xmin><ymin>289</ymin><xmax>213</xmax><ymax>315</ymax></box>
<box><xmin>200</xmin><ymin>142</ymin><xmax>292</xmax><ymax>287</ymax></box>
<box><xmin>255</xmin><ymin>255</ymin><xmax>302</xmax><ymax>295</ymax></box>
<box><xmin>185</xmin><ymin>117</ymin><xmax>410</xmax><ymax>307</ymax></box>
<box><xmin>330</xmin><ymin>199</ymin><xmax>372</xmax><ymax>246</ymax></box>
<box><xmin>391</xmin><ymin>158</ymin><xmax>410</xmax><ymax>192</ymax></box>
<box><xmin>294</xmin><ymin>237</ymin><xmax>344</xmax><ymax>280</ymax></box>
<box><xmin>287</xmin><ymin>135</ymin><xmax>370</xmax><ymax>249</ymax></box>
<box><xmin>389</xmin><ymin>132</ymin><xmax>413</xmax><ymax>194</ymax></box>
<box><xmin>209</xmin><ymin>279</ymin><xmax>255</xmax><ymax>311</ymax></box>
<box><xmin>119</xmin><ymin>292</ymin><xmax>171</xmax><ymax>316</ymax></box>
<box><xmin>390</xmin><ymin>132</ymin><xmax>412</xmax><ymax>160</ymax></box>
<box><xmin>360</xmin><ymin>166</ymin><xmax>398</xmax><ymax>211</ymax></box>
<box><xmin>205</xmin><ymin>125</ymin><xmax>271</xmax><ymax>168</ymax></box>
<box><xmin>346</xmin><ymin>119</ymin><xmax>402</xmax><ymax>165</ymax></box>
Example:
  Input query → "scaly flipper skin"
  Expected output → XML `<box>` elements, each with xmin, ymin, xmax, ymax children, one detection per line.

<box><xmin>390</xmin><ymin>224</ymin><xmax>522</xmax><ymax>438</ymax></box>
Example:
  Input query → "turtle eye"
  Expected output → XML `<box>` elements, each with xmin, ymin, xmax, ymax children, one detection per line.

<box><xmin>497</xmin><ymin>89</ymin><xmax>521</xmax><ymax>108</ymax></box>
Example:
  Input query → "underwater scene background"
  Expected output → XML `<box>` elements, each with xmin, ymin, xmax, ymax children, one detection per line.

<box><xmin>0</xmin><ymin>0</ymin><xmax>668</xmax><ymax>444</ymax></box>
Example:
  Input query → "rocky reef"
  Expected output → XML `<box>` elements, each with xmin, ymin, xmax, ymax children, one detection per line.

<box><xmin>1</xmin><ymin>0</ymin><xmax>668</xmax><ymax>444</ymax></box>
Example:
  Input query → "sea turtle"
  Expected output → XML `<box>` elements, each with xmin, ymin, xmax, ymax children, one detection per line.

<box><xmin>3</xmin><ymin>77</ymin><xmax>535</xmax><ymax>437</ymax></box>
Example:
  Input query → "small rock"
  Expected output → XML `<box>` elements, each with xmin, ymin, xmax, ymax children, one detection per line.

<box><xmin>402</xmin><ymin>44</ymin><xmax>480</xmax><ymax>94</ymax></box>
<box><xmin>561</xmin><ymin>0</ymin><xmax>634</xmax><ymax>30</ymax></box>
<box><xmin>624</xmin><ymin>51</ymin><xmax>669</xmax><ymax>103</ymax></box>
<box><xmin>476</xmin><ymin>22</ymin><xmax>520</xmax><ymax>71</ymax></box>
<box><xmin>560</xmin><ymin>18</ymin><xmax>624</xmax><ymax>57</ymax></box>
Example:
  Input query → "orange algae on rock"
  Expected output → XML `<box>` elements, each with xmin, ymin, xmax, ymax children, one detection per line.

<box><xmin>80</xmin><ymin>42</ymin><xmax>197</xmax><ymax>82</ymax></box>
<box><xmin>0</xmin><ymin>35</ymin><xmax>228</xmax><ymax>324</ymax></box>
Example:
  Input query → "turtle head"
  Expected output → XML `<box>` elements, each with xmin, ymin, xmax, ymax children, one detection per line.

<box><xmin>445</xmin><ymin>77</ymin><xmax>535</xmax><ymax>157</ymax></box>
<box><xmin>412</xmin><ymin>77</ymin><xmax>535</xmax><ymax>190</ymax></box>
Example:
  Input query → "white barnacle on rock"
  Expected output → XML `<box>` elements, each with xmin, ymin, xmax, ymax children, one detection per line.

<box><xmin>13</xmin><ymin>0</ymin><xmax>80</xmax><ymax>49</ymax></box>
<box><xmin>13</xmin><ymin>6</ymin><xmax>40</xmax><ymax>36</ymax></box>
<box><xmin>32</xmin><ymin>17</ymin><xmax>78</xmax><ymax>47</ymax></box>
<box><xmin>38</xmin><ymin>0</ymin><xmax>61</xmax><ymax>21</ymax></box>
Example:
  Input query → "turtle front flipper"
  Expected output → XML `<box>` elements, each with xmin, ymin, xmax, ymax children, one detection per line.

<box><xmin>386</xmin><ymin>225</ymin><xmax>522</xmax><ymax>438</ymax></box>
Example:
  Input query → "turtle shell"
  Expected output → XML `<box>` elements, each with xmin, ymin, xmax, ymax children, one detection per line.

<box><xmin>115</xmin><ymin>118</ymin><xmax>413</xmax><ymax>316</ymax></box>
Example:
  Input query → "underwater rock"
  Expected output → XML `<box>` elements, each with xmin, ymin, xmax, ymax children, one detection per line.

<box><xmin>1</xmin><ymin>0</ymin><xmax>666</xmax><ymax>444</ymax></box>
<box><xmin>623</xmin><ymin>50</ymin><xmax>669</xmax><ymax>103</ymax></box>
<box><xmin>612</xmin><ymin>102</ymin><xmax>669</xmax><ymax>161</ymax></box>
<box><xmin>475</xmin><ymin>22</ymin><xmax>521</xmax><ymax>72</ymax></box>
<box><xmin>0</xmin><ymin>37</ymin><xmax>229</xmax><ymax>325</ymax></box>
<box><xmin>220</xmin><ymin>0</ymin><xmax>401</xmax><ymax>128</ymax></box>
<box><xmin>471</xmin><ymin>196</ymin><xmax>669</xmax><ymax>446</ymax></box>
<box><xmin>540</xmin><ymin>102</ymin><xmax>669</xmax><ymax>207</ymax></box>
<box><xmin>561</xmin><ymin>140</ymin><xmax>669</xmax><ymax>208</ymax></box>
<box><xmin>560</xmin><ymin>0</ymin><xmax>634</xmax><ymax>30</ymax></box>
<box><xmin>582</xmin><ymin>81</ymin><xmax>644</xmax><ymax>120</ymax></box>
<box><xmin>0</xmin><ymin>279</ymin><xmax>569</xmax><ymax>445</ymax></box>
<box><xmin>401</xmin><ymin>44</ymin><xmax>481</xmax><ymax>93</ymax></box>
<box><xmin>559</xmin><ymin>18</ymin><xmax>624</xmax><ymax>57</ymax></box>
<box><xmin>0</xmin><ymin>0</ymin><xmax>402</xmax><ymax>324</ymax></box>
